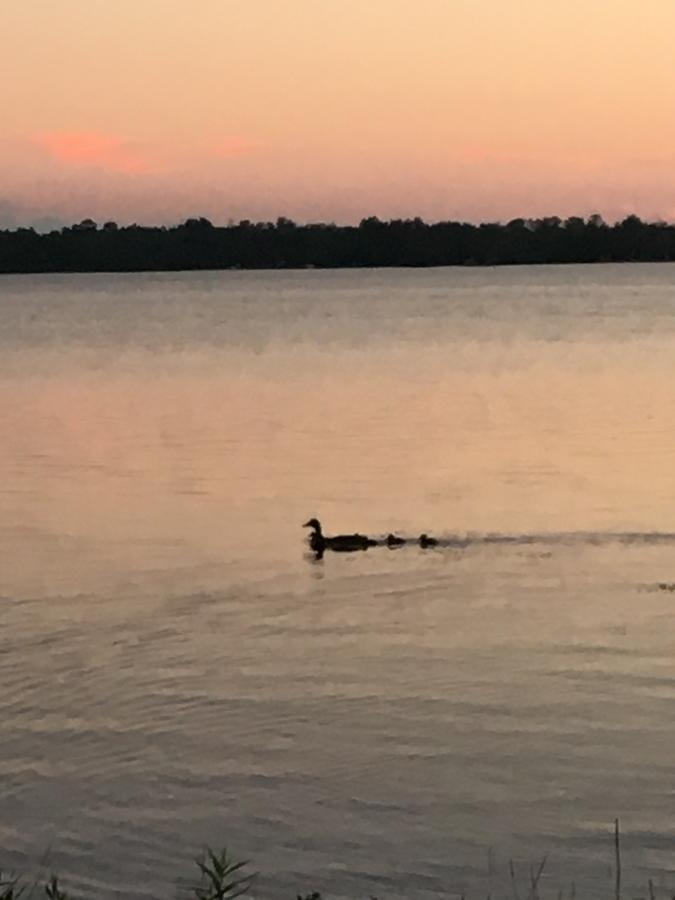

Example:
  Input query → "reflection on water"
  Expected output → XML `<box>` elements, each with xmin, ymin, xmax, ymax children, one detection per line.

<box><xmin>2</xmin><ymin>265</ymin><xmax>675</xmax><ymax>898</ymax></box>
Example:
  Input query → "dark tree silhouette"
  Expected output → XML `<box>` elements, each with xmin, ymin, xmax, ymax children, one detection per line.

<box><xmin>1</xmin><ymin>214</ymin><xmax>675</xmax><ymax>274</ymax></box>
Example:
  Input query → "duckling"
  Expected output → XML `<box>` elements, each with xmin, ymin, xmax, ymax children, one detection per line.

<box><xmin>419</xmin><ymin>533</ymin><xmax>438</xmax><ymax>548</ymax></box>
<box><xmin>303</xmin><ymin>518</ymin><xmax>378</xmax><ymax>554</ymax></box>
<box><xmin>385</xmin><ymin>533</ymin><xmax>406</xmax><ymax>547</ymax></box>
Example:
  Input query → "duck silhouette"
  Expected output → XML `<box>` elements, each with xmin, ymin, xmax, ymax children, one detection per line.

<box><xmin>419</xmin><ymin>533</ymin><xmax>438</xmax><ymax>548</ymax></box>
<box><xmin>385</xmin><ymin>533</ymin><xmax>406</xmax><ymax>547</ymax></box>
<box><xmin>303</xmin><ymin>519</ymin><xmax>378</xmax><ymax>555</ymax></box>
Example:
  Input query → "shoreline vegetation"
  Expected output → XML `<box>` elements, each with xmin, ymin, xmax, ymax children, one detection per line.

<box><xmin>3</xmin><ymin>214</ymin><xmax>675</xmax><ymax>274</ymax></box>
<box><xmin>0</xmin><ymin>823</ymin><xmax>664</xmax><ymax>900</ymax></box>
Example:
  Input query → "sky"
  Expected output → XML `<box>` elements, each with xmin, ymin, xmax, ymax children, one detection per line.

<box><xmin>3</xmin><ymin>0</ymin><xmax>675</xmax><ymax>228</ymax></box>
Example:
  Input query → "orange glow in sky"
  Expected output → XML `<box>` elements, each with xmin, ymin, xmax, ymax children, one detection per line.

<box><xmin>3</xmin><ymin>0</ymin><xmax>675</xmax><ymax>227</ymax></box>
<box><xmin>35</xmin><ymin>132</ymin><xmax>152</xmax><ymax>174</ymax></box>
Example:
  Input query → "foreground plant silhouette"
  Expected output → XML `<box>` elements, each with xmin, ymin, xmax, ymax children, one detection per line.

<box><xmin>192</xmin><ymin>849</ymin><xmax>256</xmax><ymax>900</ymax></box>
<box><xmin>0</xmin><ymin>871</ymin><xmax>23</xmax><ymax>900</ymax></box>
<box><xmin>0</xmin><ymin>850</ymin><xmax>255</xmax><ymax>900</ymax></box>
<box><xmin>0</xmin><ymin>822</ymin><xmax>653</xmax><ymax>900</ymax></box>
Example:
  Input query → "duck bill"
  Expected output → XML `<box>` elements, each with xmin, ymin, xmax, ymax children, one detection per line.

<box><xmin>302</xmin><ymin>520</ymin><xmax>313</xmax><ymax>528</ymax></box>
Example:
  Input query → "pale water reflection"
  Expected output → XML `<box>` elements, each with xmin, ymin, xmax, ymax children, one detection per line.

<box><xmin>1</xmin><ymin>266</ymin><xmax>675</xmax><ymax>898</ymax></box>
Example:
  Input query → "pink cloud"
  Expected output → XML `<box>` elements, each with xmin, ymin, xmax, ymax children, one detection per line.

<box><xmin>34</xmin><ymin>131</ymin><xmax>151</xmax><ymax>173</ymax></box>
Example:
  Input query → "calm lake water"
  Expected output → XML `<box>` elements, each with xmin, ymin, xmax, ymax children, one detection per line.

<box><xmin>2</xmin><ymin>265</ymin><xmax>675</xmax><ymax>899</ymax></box>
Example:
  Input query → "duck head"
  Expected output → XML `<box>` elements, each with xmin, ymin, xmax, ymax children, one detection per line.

<box><xmin>303</xmin><ymin>518</ymin><xmax>322</xmax><ymax>533</ymax></box>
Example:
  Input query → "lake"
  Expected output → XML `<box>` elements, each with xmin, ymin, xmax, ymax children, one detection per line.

<box><xmin>2</xmin><ymin>264</ymin><xmax>675</xmax><ymax>899</ymax></box>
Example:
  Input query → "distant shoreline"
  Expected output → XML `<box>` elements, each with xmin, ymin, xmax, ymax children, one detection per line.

<box><xmin>3</xmin><ymin>214</ymin><xmax>675</xmax><ymax>275</ymax></box>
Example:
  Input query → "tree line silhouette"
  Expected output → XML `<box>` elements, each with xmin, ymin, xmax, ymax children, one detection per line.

<box><xmin>2</xmin><ymin>214</ymin><xmax>675</xmax><ymax>273</ymax></box>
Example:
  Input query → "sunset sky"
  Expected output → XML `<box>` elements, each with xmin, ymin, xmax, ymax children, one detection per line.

<box><xmin>4</xmin><ymin>0</ymin><xmax>675</xmax><ymax>228</ymax></box>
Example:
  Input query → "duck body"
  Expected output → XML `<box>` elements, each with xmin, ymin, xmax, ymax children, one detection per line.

<box><xmin>419</xmin><ymin>533</ymin><xmax>438</xmax><ymax>548</ymax></box>
<box><xmin>303</xmin><ymin>518</ymin><xmax>378</xmax><ymax>554</ymax></box>
<box><xmin>386</xmin><ymin>533</ymin><xmax>406</xmax><ymax>547</ymax></box>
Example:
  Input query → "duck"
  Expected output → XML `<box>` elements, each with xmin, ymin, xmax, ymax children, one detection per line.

<box><xmin>303</xmin><ymin>518</ymin><xmax>378</xmax><ymax>554</ymax></box>
<box><xmin>419</xmin><ymin>533</ymin><xmax>438</xmax><ymax>548</ymax></box>
<box><xmin>385</xmin><ymin>533</ymin><xmax>406</xmax><ymax>547</ymax></box>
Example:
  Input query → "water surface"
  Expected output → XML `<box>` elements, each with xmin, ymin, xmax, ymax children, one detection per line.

<box><xmin>2</xmin><ymin>265</ymin><xmax>675</xmax><ymax>898</ymax></box>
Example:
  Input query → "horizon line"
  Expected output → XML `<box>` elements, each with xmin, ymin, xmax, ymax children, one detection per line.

<box><xmin>5</xmin><ymin>211</ymin><xmax>673</xmax><ymax>234</ymax></box>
